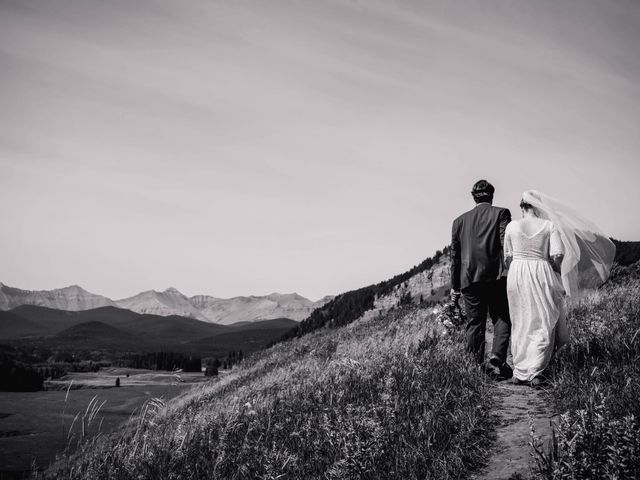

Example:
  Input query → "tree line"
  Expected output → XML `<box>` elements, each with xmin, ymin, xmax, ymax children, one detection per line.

<box><xmin>611</xmin><ymin>239</ymin><xmax>640</xmax><ymax>266</ymax></box>
<box><xmin>0</xmin><ymin>354</ymin><xmax>44</xmax><ymax>391</ymax></box>
<box><xmin>118</xmin><ymin>351</ymin><xmax>202</xmax><ymax>372</ymax></box>
<box><xmin>204</xmin><ymin>350</ymin><xmax>244</xmax><ymax>376</ymax></box>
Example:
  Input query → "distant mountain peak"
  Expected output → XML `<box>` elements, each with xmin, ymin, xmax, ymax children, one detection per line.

<box><xmin>57</xmin><ymin>284</ymin><xmax>87</xmax><ymax>292</ymax></box>
<box><xmin>163</xmin><ymin>287</ymin><xmax>182</xmax><ymax>294</ymax></box>
<box><xmin>266</xmin><ymin>292</ymin><xmax>304</xmax><ymax>301</ymax></box>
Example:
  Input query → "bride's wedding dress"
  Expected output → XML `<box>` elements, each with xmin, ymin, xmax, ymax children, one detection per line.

<box><xmin>505</xmin><ymin>218</ymin><xmax>565</xmax><ymax>381</ymax></box>
<box><xmin>504</xmin><ymin>190</ymin><xmax>616</xmax><ymax>382</ymax></box>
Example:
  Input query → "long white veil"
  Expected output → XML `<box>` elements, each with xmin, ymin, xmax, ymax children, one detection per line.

<box><xmin>521</xmin><ymin>190</ymin><xmax>616</xmax><ymax>297</ymax></box>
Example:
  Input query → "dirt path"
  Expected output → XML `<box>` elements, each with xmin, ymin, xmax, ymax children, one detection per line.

<box><xmin>470</xmin><ymin>327</ymin><xmax>556</xmax><ymax>479</ymax></box>
<box><xmin>472</xmin><ymin>381</ymin><xmax>554</xmax><ymax>480</ymax></box>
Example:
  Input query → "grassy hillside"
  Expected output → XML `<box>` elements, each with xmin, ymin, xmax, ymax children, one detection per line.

<box><xmin>531</xmin><ymin>261</ymin><xmax>640</xmax><ymax>479</ymax></box>
<box><xmin>45</xmin><ymin>303</ymin><xmax>494</xmax><ymax>479</ymax></box>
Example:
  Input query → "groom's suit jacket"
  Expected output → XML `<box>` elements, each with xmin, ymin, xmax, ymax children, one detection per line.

<box><xmin>450</xmin><ymin>203</ymin><xmax>511</xmax><ymax>291</ymax></box>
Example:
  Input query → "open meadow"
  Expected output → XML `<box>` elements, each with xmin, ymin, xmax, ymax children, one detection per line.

<box><xmin>0</xmin><ymin>369</ymin><xmax>210</xmax><ymax>478</ymax></box>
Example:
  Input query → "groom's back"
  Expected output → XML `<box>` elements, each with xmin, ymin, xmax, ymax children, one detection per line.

<box><xmin>452</xmin><ymin>203</ymin><xmax>511</xmax><ymax>290</ymax></box>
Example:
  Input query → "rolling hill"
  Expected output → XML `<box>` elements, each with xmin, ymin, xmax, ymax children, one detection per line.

<box><xmin>0</xmin><ymin>306</ymin><xmax>297</xmax><ymax>357</ymax></box>
<box><xmin>54</xmin><ymin>321</ymin><xmax>135</xmax><ymax>346</ymax></box>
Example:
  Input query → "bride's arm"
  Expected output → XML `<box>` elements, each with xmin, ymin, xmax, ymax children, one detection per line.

<box><xmin>551</xmin><ymin>254</ymin><xmax>563</xmax><ymax>274</ymax></box>
<box><xmin>549</xmin><ymin>222</ymin><xmax>564</xmax><ymax>274</ymax></box>
<box><xmin>503</xmin><ymin>222</ymin><xmax>513</xmax><ymax>269</ymax></box>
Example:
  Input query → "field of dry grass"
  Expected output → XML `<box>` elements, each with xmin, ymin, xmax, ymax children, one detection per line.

<box><xmin>43</xmin><ymin>305</ymin><xmax>496</xmax><ymax>479</ymax></box>
<box><xmin>46</xmin><ymin>368</ymin><xmax>209</xmax><ymax>389</ymax></box>
<box><xmin>0</xmin><ymin>384</ymin><xmax>192</xmax><ymax>476</ymax></box>
<box><xmin>531</xmin><ymin>263</ymin><xmax>640</xmax><ymax>479</ymax></box>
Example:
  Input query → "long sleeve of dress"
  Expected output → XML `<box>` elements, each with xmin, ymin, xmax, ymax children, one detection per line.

<box><xmin>499</xmin><ymin>208</ymin><xmax>512</xmax><ymax>248</ymax></box>
<box><xmin>504</xmin><ymin>224</ymin><xmax>513</xmax><ymax>258</ymax></box>
<box><xmin>550</xmin><ymin>223</ymin><xmax>564</xmax><ymax>257</ymax></box>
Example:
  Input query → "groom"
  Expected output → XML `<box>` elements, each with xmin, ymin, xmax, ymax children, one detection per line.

<box><xmin>450</xmin><ymin>180</ymin><xmax>513</xmax><ymax>379</ymax></box>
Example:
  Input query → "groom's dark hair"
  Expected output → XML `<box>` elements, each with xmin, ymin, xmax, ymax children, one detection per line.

<box><xmin>471</xmin><ymin>179</ymin><xmax>495</xmax><ymax>203</ymax></box>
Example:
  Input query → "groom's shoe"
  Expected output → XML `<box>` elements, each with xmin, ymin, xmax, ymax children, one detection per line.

<box><xmin>530</xmin><ymin>376</ymin><xmax>547</xmax><ymax>388</ymax></box>
<box><xmin>489</xmin><ymin>355</ymin><xmax>513</xmax><ymax>380</ymax></box>
<box><xmin>483</xmin><ymin>363</ymin><xmax>501</xmax><ymax>379</ymax></box>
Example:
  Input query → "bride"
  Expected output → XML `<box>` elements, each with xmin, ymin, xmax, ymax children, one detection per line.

<box><xmin>504</xmin><ymin>190</ymin><xmax>615</xmax><ymax>387</ymax></box>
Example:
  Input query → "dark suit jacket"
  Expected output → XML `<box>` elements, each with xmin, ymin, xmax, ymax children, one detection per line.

<box><xmin>450</xmin><ymin>203</ymin><xmax>511</xmax><ymax>291</ymax></box>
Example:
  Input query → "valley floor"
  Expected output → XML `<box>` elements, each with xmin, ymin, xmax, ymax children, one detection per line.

<box><xmin>0</xmin><ymin>369</ymin><xmax>210</xmax><ymax>476</ymax></box>
<box><xmin>46</xmin><ymin>368</ymin><xmax>209</xmax><ymax>389</ymax></box>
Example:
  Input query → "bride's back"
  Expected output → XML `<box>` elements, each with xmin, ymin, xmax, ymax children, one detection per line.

<box><xmin>518</xmin><ymin>216</ymin><xmax>549</xmax><ymax>238</ymax></box>
<box><xmin>506</xmin><ymin>216</ymin><xmax>555</xmax><ymax>261</ymax></box>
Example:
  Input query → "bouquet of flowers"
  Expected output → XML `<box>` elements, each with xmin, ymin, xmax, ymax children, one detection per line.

<box><xmin>436</xmin><ymin>296</ymin><xmax>466</xmax><ymax>330</ymax></box>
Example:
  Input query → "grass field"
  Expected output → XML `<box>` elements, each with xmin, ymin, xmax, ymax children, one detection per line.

<box><xmin>44</xmin><ymin>305</ymin><xmax>496</xmax><ymax>480</ymax></box>
<box><xmin>46</xmin><ymin>368</ymin><xmax>209</xmax><ymax>389</ymax></box>
<box><xmin>0</xmin><ymin>369</ymin><xmax>210</xmax><ymax>477</ymax></box>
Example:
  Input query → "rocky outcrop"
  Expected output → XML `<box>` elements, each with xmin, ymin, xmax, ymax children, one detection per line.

<box><xmin>357</xmin><ymin>256</ymin><xmax>451</xmax><ymax>323</ymax></box>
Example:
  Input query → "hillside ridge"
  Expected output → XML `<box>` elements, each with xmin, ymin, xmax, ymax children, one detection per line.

<box><xmin>282</xmin><ymin>239</ymin><xmax>640</xmax><ymax>342</ymax></box>
<box><xmin>280</xmin><ymin>246</ymin><xmax>451</xmax><ymax>341</ymax></box>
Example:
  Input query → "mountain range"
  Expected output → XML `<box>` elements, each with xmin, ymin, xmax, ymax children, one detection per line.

<box><xmin>0</xmin><ymin>283</ymin><xmax>332</xmax><ymax>325</ymax></box>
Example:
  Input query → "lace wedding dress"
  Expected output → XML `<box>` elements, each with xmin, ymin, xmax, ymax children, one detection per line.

<box><xmin>504</xmin><ymin>218</ymin><xmax>565</xmax><ymax>381</ymax></box>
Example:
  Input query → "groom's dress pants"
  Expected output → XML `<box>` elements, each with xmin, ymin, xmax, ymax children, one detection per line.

<box><xmin>462</xmin><ymin>278</ymin><xmax>511</xmax><ymax>365</ymax></box>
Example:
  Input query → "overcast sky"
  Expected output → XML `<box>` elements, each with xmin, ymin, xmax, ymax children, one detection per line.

<box><xmin>1</xmin><ymin>0</ymin><xmax>639</xmax><ymax>301</ymax></box>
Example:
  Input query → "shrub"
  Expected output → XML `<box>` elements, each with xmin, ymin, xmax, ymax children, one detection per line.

<box><xmin>532</xmin><ymin>392</ymin><xmax>640</xmax><ymax>480</ymax></box>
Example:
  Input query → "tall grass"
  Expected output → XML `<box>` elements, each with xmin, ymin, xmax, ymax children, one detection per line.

<box><xmin>44</xmin><ymin>306</ymin><xmax>495</xmax><ymax>480</ymax></box>
<box><xmin>531</xmin><ymin>262</ymin><xmax>640</xmax><ymax>479</ymax></box>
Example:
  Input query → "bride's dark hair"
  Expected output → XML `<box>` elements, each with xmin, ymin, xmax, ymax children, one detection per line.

<box><xmin>520</xmin><ymin>199</ymin><xmax>533</xmax><ymax>209</ymax></box>
<box><xmin>520</xmin><ymin>199</ymin><xmax>536</xmax><ymax>214</ymax></box>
